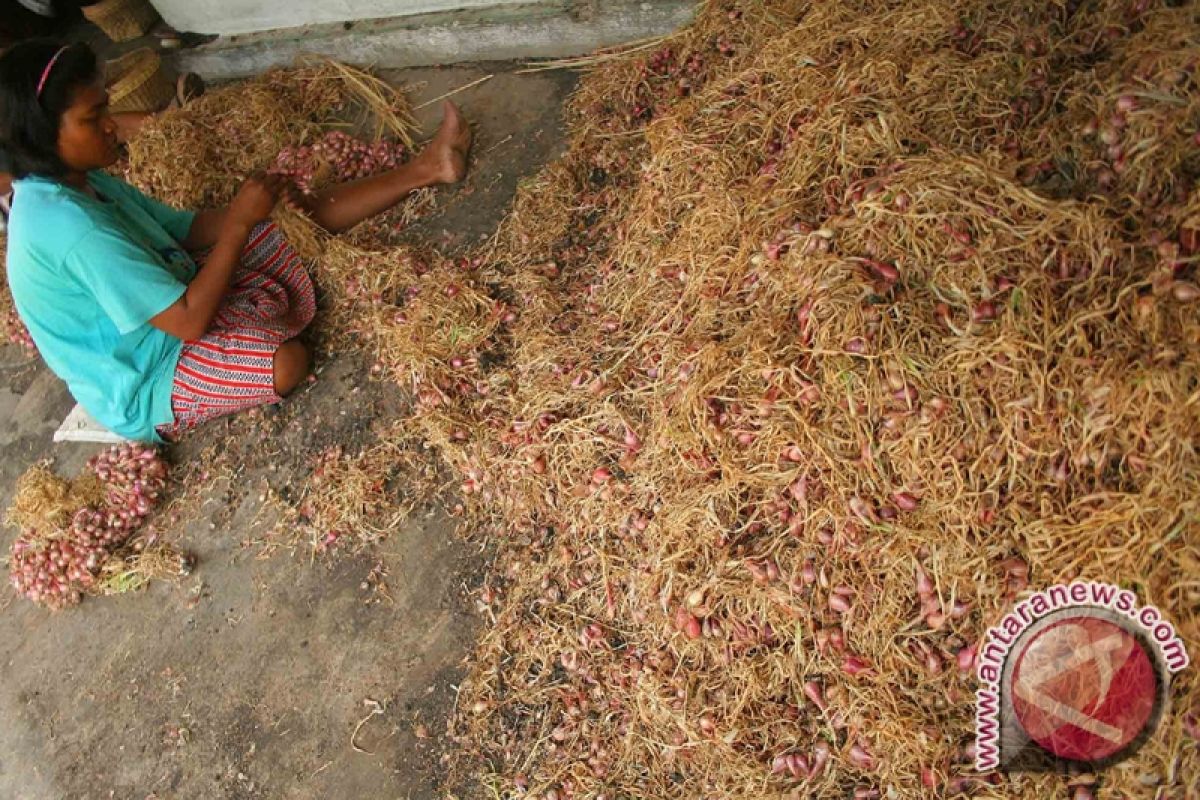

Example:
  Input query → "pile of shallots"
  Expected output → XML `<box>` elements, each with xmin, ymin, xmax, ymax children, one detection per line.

<box><xmin>271</xmin><ymin>130</ymin><xmax>408</xmax><ymax>194</ymax></box>
<box><xmin>8</xmin><ymin>444</ymin><xmax>168</xmax><ymax>610</ymax></box>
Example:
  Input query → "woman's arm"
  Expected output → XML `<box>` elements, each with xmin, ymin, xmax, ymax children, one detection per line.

<box><xmin>150</xmin><ymin>174</ymin><xmax>284</xmax><ymax>341</ymax></box>
<box><xmin>181</xmin><ymin>182</ymin><xmax>308</xmax><ymax>250</ymax></box>
<box><xmin>179</xmin><ymin>207</ymin><xmax>229</xmax><ymax>251</ymax></box>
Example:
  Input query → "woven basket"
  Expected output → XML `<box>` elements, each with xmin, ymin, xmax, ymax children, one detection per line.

<box><xmin>83</xmin><ymin>0</ymin><xmax>160</xmax><ymax>43</ymax></box>
<box><xmin>106</xmin><ymin>48</ymin><xmax>174</xmax><ymax>114</ymax></box>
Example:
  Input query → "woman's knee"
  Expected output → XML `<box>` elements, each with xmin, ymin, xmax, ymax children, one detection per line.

<box><xmin>273</xmin><ymin>340</ymin><xmax>311</xmax><ymax>396</ymax></box>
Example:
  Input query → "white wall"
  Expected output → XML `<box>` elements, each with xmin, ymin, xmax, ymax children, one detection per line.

<box><xmin>173</xmin><ymin>0</ymin><xmax>696</xmax><ymax>78</ymax></box>
<box><xmin>154</xmin><ymin>0</ymin><xmax>535</xmax><ymax>37</ymax></box>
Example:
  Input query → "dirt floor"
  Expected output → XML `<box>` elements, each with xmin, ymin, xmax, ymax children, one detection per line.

<box><xmin>0</xmin><ymin>63</ymin><xmax>578</xmax><ymax>800</ymax></box>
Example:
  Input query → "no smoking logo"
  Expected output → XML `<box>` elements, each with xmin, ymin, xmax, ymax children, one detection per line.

<box><xmin>998</xmin><ymin>608</ymin><xmax>1167</xmax><ymax>769</ymax></box>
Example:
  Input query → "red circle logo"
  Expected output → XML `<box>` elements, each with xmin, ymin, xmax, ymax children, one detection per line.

<box><xmin>1011</xmin><ymin>616</ymin><xmax>1158</xmax><ymax>762</ymax></box>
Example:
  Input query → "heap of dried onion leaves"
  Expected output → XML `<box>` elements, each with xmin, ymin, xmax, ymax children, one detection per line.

<box><xmin>121</xmin><ymin>3</ymin><xmax>1199</xmax><ymax>798</ymax></box>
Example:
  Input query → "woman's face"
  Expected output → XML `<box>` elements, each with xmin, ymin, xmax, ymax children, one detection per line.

<box><xmin>56</xmin><ymin>81</ymin><xmax>120</xmax><ymax>173</ymax></box>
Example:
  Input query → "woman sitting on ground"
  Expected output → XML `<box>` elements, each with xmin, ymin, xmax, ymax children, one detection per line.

<box><xmin>0</xmin><ymin>40</ymin><xmax>472</xmax><ymax>442</ymax></box>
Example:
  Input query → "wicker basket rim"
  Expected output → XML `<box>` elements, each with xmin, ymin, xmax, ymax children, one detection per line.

<box><xmin>83</xmin><ymin>0</ymin><xmax>145</xmax><ymax>22</ymax></box>
<box><xmin>106</xmin><ymin>48</ymin><xmax>164</xmax><ymax>105</ymax></box>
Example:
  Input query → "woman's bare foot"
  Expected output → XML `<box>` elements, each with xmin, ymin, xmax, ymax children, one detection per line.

<box><xmin>419</xmin><ymin>101</ymin><xmax>473</xmax><ymax>185</ymax></box>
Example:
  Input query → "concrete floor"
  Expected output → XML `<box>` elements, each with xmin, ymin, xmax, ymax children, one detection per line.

<box><xmin>0</xmin><ymin>63</ymin><xmax>577</xmax><ymax>800</ymax></box>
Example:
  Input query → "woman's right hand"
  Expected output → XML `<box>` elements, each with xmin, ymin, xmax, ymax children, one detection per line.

<box><xmin>227</xmin><ymin>173</ymin><xmax>285</xmax><ymax>228</ymax></box>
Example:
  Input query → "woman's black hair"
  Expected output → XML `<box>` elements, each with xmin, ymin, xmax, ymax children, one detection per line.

<box><xmin>0</xmin><ymin>39</ymin><xmax>99</xmax><ymax>178</ymax></box>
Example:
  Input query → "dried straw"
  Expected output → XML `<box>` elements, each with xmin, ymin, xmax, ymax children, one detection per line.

<box><xmin>285</xmin><ymin>424</ymin><xmax>440</xmax><ymax>554</ymax></box>
<box><xmin>124</xmin><ymin>60</ymin><xmax>416</xmax><ymax>210</ymax></box>
<box><xmin>515</xmin><ymin>36</ymin><xmax>677</xmax><ymax>74</ymax></box>
<box><xmin>439</xmin><ymin>2</ymin><xmax>1198</xmax><ymax>796</ymax></box>
<box><xmin>6</xmin><ymin>463</ymin><xmax>103</xmax><ymax>533</ymax></box>
<box><xmin>97</xmin><ymin>538</ymin><xmax>190</xmax><ymax>595</ymax></box>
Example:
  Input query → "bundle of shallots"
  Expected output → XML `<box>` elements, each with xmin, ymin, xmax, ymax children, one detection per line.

<box><xmin>7</xmin><ymin>444</ymin><xmax>170</xmax><ymax>610</ymax></box>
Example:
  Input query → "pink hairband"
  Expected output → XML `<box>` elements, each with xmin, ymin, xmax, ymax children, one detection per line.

<box><xmin>36</xmin><ymin>46</ymin><xmax>70</xmax><ymax>99</ymax></box>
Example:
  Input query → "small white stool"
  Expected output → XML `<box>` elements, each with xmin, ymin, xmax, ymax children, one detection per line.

<box><xmin>53</xmin><ymin>404</ymin><xmax>129</xmax><ymax>444</ymax></box>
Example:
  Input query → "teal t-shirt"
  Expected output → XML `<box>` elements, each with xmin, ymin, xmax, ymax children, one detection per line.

<box><xmin>5</xmin><ymin>172</ymin><xmax>197</xmax><ymax>442</ymax></box>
